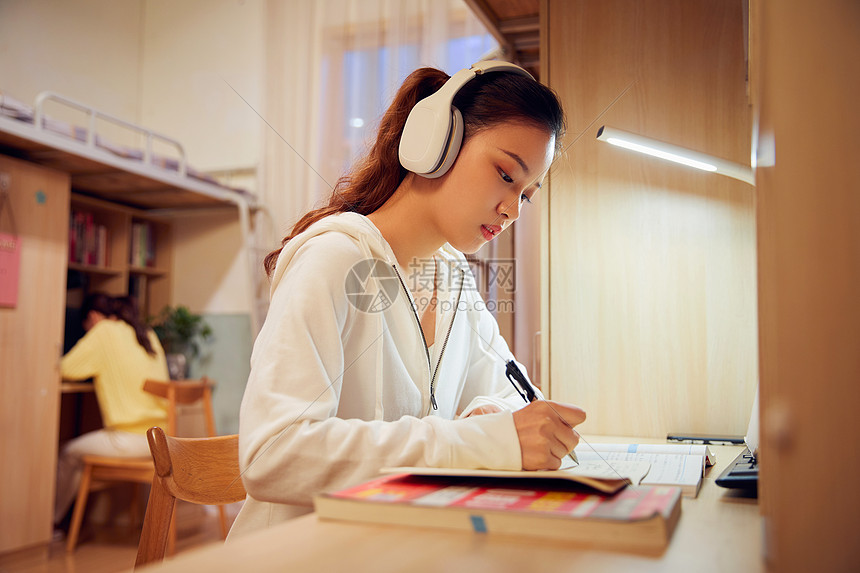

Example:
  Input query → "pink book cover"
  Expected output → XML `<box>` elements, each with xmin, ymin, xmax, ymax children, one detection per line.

<box><xmin>329</xmin><ymin>473</ymin><xmax>678</xmax><ymax>522</ymax></box>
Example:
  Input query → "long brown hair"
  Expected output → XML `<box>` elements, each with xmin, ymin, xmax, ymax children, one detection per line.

<box><xmin>263</xmin><ymin>65</ymin><xmax>566</xmax><ymax>277</ymax></box>
<box><xmin>113</xmin><ymin>295</ymin><xmax>157</xmax><ymax>356</ymax></box>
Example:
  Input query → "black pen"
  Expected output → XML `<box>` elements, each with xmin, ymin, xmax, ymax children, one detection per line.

<box><xmin>505</xmin><ymin>360</ymin><xmax>579</xmax><ymax>465</ymax></box>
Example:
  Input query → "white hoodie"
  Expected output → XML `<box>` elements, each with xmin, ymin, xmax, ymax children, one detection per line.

<box><xmin>229</xmin><ymin>212</ymin><xmax>535</xmax><ymax>537</ymax></box>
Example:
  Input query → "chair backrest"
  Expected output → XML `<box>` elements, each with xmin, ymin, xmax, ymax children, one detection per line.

<box><xmin>143</xmin><ymin>377</ymin><xmax>216</xmax><ymax>437</ymax></box>
<box><xmin>134</xmin><ymin>426</ymin><xmax>246</xmax><ymax>568</ymax></box>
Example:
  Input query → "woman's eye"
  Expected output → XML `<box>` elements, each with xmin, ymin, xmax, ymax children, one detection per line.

<box><xmin>499</xmin><ymin>169</ymin><xmax>513</xmax><ymax>183</ymax></box>
<box><xmin>520</xmin><ymin>193</ymin><xmax>532</xmax><ymax>204</ymax></box>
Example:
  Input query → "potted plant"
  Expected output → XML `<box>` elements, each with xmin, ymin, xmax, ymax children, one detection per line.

<box><xmin>150</xmin><ymin>305</ymin><xmax>213</xmax><ymax>379</ymax></box>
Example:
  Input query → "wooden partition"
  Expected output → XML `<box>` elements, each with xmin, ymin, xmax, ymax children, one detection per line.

<box><xmin>0</xmin><ymin>155</ymin><xmax>69</xmax><ymax>554</ymax></box>
<box><xmin>541</xmin><ymin>0</ymin><xmax>757</xmax><ymax>437</ymax></box>
<box><xmin>754</xmin><ymin>0</ymin><xmax>860</xmax><ymax>570</ymax></box>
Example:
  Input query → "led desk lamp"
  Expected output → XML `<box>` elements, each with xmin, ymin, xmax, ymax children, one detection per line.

<box><xmin>596</xmin><ymin>126</ymin><xmax>754</xmax><ymax>186</ymax></box>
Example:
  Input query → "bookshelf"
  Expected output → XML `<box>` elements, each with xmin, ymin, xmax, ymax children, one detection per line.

<box><xmin>69</xmin><ymin>193</ymin><xmax>172</xmax><ymax>321</ymax></box>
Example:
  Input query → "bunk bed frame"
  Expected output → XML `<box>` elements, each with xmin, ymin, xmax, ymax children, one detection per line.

<box><xmin>0</xmin><ymin>90</ymin><xmax>266</xmax><ymax>332</ymax></box>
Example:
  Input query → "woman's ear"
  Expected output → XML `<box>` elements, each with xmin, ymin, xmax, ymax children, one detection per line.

<box><xmin>84</xmin><ymin>310</ymin><xmax>103</xmax><ymax>331</ymax></box>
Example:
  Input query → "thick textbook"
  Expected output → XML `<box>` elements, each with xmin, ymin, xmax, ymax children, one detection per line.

<box><xmin>314</xmin><ymin>473</ymin><xmax>682</xmax><ymax>551</ymax></box>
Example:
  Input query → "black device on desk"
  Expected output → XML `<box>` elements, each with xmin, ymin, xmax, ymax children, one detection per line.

<box><xmin>715</xmin><ymin>387</ymin><xmax>760</xmax><ymax>492</ymax></box>
<box><xmin>715</xmin><ymin>446</ymin><xmax>758</xmax><ymax>490</ymax></box>
<box><xmin>667</xmin><ymin>432</ymin><xmax>745</xmax><ymax>445</ymax></box>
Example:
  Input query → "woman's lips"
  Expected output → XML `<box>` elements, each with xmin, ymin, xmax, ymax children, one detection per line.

<box><xmin>481</xmin><ymin>224</ymin><xmax>502</xmax><ymax>241</ymax></box>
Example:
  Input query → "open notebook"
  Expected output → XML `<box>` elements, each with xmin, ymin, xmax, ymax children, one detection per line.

<box><xmin>715</xmin><ymin>387</ymin><xmax>759</xmax><ymax>490</ymax></box>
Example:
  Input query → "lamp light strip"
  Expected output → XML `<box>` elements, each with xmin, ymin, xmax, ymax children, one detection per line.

<box><xmin>596</xmin><ymin>126</ymin><xmax>754</xmax><ymax>185</ymax></box>
<box><xmin>605</xmin><ymin>137</ymin><xmax>718</xmax><ymax>172</ymax></box>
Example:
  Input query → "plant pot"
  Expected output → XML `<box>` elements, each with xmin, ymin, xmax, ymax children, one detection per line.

<box><xmin>165</xmin><ymin>353</ymin><xmax>187</xmax><ymax>380</ymax></box>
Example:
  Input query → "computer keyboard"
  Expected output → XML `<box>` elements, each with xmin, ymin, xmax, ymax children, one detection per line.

<box><xmin>715</xmin><ymin>446</ymin><xmax>758</xmax><ymax>490</ymax></box>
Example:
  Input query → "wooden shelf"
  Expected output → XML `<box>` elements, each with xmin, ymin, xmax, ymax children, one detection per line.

<box><xmin>129</xmin><ymin>266</ymin><xmax>168</xmax><ymax>278</ymax></box>
<box><xmin>67</xmin><ymin>262</ymin><xmax>122</xmax><ymax>276</ymax></box>
<box><xmin>69</xmin><ymin>192</ymin><xmax>173</xmax><ymax>319</ymax></box>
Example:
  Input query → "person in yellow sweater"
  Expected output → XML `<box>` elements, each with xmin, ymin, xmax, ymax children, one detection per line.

<box><xmin>54</xmin><ymin>293</ymin><xmax>170</xmax><ymax>524</ymax></box>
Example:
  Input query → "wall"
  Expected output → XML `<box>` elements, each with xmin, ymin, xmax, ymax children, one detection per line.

<box><xmin>139</xmin><ymin>0</ymin><xmax>267</xmax><ymax>431</ymax></box>
<box><xmin>543</xmin><ymin>0</ymin><xmax>758</xmax><ymax>437</ymax></box>
<box><xmin>0</xmin><ymin>0</ymin><xmax>266</xmax><ymax>433</ymax></box>
<box><xmin>171</xmin><ymin>210</ymin><xmax>256</xmax><ymax>432</ymax></box>
<box><xmin>141</xmin><ymin>0</ymin><xmax>265</xmax><ymax>432</ymax></box>
<box><xmin>138</xmin><ymin>0</ymin><xmax>264</xmax><ymax>175</ymax></box>
<box><xmin>0</xmin><ymin>0</ymin><xmax>264</xmax><ymax>314</ymax></box>
<box><xmin>138</xmin><ymin>0</ymin><xmax>264</xmax><ymax>317</ymax></box>
<box><xmin>0</xmin><ymin>0</ymin><xmax>144</xmax><ymax>146</ymax></box>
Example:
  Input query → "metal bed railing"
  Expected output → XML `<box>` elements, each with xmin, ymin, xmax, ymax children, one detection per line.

<box><xmin>33</xmin><ymin>91</ymin><xmax>188</xmax><ymax>177</ymax></box>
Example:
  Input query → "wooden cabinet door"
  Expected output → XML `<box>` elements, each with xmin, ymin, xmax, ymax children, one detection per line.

<box><xmin>0</xmin><ymin>155</ymin><xmax>70</xmax><ymax>554</ymax></box>
<box><xmin>542</xmin><ymin>0</ymin><xmax>757</xmax><ymax>437</ymax></box>
<box><xmin>754</xmin><ymin>1</ymin><xmax>860</xmax><ymax>570</ymax></box>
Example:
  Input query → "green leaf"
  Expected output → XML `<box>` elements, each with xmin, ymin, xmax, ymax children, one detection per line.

<box><xmin>149</xmin><ymin>305</ymin><xmax>213</xmax><ymax>359</ymax></box>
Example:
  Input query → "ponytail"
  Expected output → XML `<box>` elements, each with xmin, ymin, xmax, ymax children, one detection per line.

<box><xmin>113</xmin><ymin>295</ymin><xmax>157</xmax><ymax>356</ymax></box>
<box><xmin>263</xmin><ymin>67</ymin><xmax>450</xmax><ymax>277</ymax></box>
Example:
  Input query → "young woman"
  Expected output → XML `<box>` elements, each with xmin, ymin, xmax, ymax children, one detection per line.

<box><xmin>55</xmin><ymin>293</ymin><xmax>169</xmax><ymax>524</ymax></box>
<box><xmin>230</xmin><ymin>62</ymin><xmax>586</xmax><ymax>537</ymax></box>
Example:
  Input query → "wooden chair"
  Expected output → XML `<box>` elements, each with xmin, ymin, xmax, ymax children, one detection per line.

<box><xmin>134</xmin><ymin>426</ymin><xmax>246</xmax><ymax>568</ymax></box>
<box><xmin>142</xmin><ymin>377</ymin><xmax>230</xmax><ymax>552</ymax></box>
<box><xmin>65</xmin><ymin>377</ymin><xmax>218</xmax><ymax>553</ymax></box>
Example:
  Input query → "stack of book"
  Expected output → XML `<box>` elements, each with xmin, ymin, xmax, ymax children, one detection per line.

<box><xmin>68</xmin><ymin>210</ymin><xmax>108</xmax><ymax>267</ymax></box>
<box><xmin>313</xmin><ymin>444</ymin><xmax>707</xmax><ymax>552</ymax></box>
<box><xmin>129</xmin><ymin>220</ymin><xmax>156</xmax><ymax>268</ymax></box>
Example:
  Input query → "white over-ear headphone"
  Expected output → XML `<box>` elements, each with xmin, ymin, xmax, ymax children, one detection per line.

<box><xmin>398</xmin><ymin>60</ymin><xmax>535</xmax><ymax>179</ymax></box>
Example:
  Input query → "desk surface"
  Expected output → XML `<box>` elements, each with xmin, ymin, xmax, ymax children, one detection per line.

<box><xmin>137</xmin><ymin>439</ymin><xmax>762</xmax><ymax>573</ymax></box>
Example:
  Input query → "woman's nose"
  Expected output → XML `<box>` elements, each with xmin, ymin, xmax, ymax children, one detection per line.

<box><xmin>496</xmin><ymin>194</ymin><xmax>521</xmax><ymax>221</ymax></box>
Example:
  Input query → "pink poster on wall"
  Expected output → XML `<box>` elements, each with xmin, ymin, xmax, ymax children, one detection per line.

<box><xmin>0</xmin><ymin>232</ymin><xmax>20</xmax><ymax>307</ymax></box>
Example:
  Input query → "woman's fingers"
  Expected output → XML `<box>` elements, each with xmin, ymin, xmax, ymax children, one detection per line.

<box><xmin>512</xmin><ymin>401</ymin><xmax>586</xmax><ymax>470</ymax></box>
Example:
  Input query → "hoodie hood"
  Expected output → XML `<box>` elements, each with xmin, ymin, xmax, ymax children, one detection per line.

<box><xmin>270</xmin><ymin>212</ymin><xmax>397</xmax><ymax>297</ymax></box>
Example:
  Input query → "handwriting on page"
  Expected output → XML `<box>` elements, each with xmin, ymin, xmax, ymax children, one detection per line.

<box><xmin>575</xmin><ymin>452</ymin><xmax>703</xmax><ymax>485</ymax></box>
<box><xmin>558</xmin><ymin>459</ymin><xmax>651</xmax><ymax>484</ymax></box>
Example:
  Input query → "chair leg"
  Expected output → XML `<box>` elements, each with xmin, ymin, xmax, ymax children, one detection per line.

<box><xmin>66</xmin><ymin>463</ymin><xmax>94</xmax><ymax>552</ymax></box>
<box><xmin>167</xmin><ymin>504</ymin><xmax>177</xmax><ymax>556</ymax></box>
<box><xmin>217</xmin><ymin>505</ymin><xmax>229</xmax><ymax>539</ymax></box>
<box><xmin>134</xmin><ymin>479</ymin><xmax>176</xmax><ymax>568</ymax></box>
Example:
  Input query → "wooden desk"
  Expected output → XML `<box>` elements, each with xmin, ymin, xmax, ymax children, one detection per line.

<box><xmin>60</xmin><ymin>381</ymin><xmax>95</xmax><ymax>393</ymax></box>
<box><xmin>136</xmin><ymin>440</ymin><xmax>762</xmax><ymax>572</ymax></box>
<box><xmin>58</xmin><ymin>381</ymin><xmax>102</xmax><ymax>442</ymax></box>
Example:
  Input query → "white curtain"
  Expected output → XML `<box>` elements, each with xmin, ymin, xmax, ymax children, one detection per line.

<box><xmin>261</xmin><ymin>0</ymin><xmax>497</xmax><ymax>239</ymax></box>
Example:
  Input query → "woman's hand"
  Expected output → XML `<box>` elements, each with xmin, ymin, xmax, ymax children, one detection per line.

<box><xmin>464</xmin><ymin>405</ymin><xmax>503</xmax><ymax>417</ymax></box>
<box><xmin>512</xmin><ymin>401</ymin><xmax>586</xmax><ymax>470</ymax></box>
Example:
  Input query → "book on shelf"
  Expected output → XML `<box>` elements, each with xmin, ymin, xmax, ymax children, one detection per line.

<box><xmin>314</xmin><ymin>472</ymin><xmax>682</xmax><ymax>552</ymax></box>
<box><xmin>130</xmin><ymin>220</ymin><xmax>156</xmax><ymax>268</ymax></box>
<box><xmin>68</xmin><ymin>209</ymin><xmax>108</xmax><ymax>267</ymax></box>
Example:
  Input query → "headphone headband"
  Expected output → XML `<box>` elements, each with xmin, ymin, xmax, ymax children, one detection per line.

<box><xmin>398</xmin><ymin>61</ymin><xmax>534</xmax><ymax>178</ymax></box>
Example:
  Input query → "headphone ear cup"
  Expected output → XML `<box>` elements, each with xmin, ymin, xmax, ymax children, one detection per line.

<box><xmin>422</xmin><ymin>107</ymin><xmax>463</xmax><ymax>179</ymax></box>
<box><xmin>399</xmin><ymin>61</ymin><xmax>532</xmax><ymax>177</ymax></box>
<box><xmin>399</xmin><ymin>95</ymin><xmax>453</xmax><ymax>175</ymax></box>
